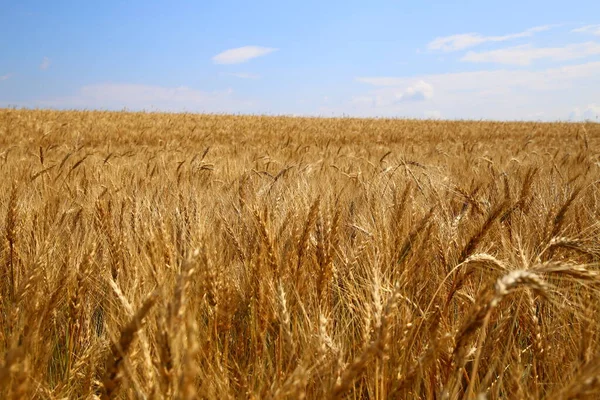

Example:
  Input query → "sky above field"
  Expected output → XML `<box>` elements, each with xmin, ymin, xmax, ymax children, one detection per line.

<box><xmin>1</xmin><ymin>1</ymin><xmax>600</xmax><ymax>121</ymax></box>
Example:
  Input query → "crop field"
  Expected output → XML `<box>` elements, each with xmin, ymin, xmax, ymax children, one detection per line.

<box><xmin>1</xmin><ymin>108</ymin><xmax>600</xmax><ymax>399</ymax></box>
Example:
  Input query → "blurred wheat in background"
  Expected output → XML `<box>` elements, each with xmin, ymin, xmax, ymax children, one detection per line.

<box><xmin>1</xmin><ymin>108</ymin><xmax>600</xmax><ymax>399</ymax></box>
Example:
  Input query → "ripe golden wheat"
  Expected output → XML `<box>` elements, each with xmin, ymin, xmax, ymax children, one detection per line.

<box><xmin>1</xmin><ymin>108</ymin><xmax>600</xmax><ymax>399</ymax></box>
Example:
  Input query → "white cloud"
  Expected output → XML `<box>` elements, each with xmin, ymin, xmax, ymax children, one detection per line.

<box><xmin>462</xmin><ymin>42</ymin><xmax>600</xmax><ymax>65</ymax></box>
<box><xmin>212</xmin><ymin>46</ymin><xmax>278</xmax><ymax>65</ymax></box>
<box><xmin>399</xmin><ymin>80</ymin><xmax>434</xmax><ymax>101</ymax></box>
<box><xmin>221</xmin><ymin>72</ymin><xmax>261</xmax><ymax>79</ymax></box>
<box><xmin>39</xmin><ymin>57</ymin><xmax>51</xmax><ymax>70</ymax></box>
<box><xmin>570</xmin><ymin>104</ymin><xmax>600</xmax><ymax>121</ymax></box>
<box><xmin>0</xmin><ymin>74</ymin><xmax>10</xmax><ymax>81</ymax></box>
<box><xmin>37</xmin><ymin>83</ymin><xmax>257</xmax><ymax>113</ymax></box>
<box><xmin>357</xmin><ymin>62</ymin><xmax>600</xmax><ymax>93</ymax></box>
<box><xmin>352</xmin><ymin>61</ymin><xmax>600</xmax><ymax>120</ymax></box>
<box><xmin>427</xmin><ymin>25</ymin><xmax>554</xmax><ymax>52</ymax></box>
<box><xmin>572</xmin><ymin>25</ymin><xmax>600</xmax><ymax>36</ymax></box>
<box><xmin>353</xmin><ymin>80</ymin><xmax>433</xmax><ymax>107</ymax></box>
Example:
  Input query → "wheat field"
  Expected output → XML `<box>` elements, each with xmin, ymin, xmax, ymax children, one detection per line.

<box><xmin>1</xmin><ymin>108</ymin><xmax>600</xmax><ymax>399</ymax></box>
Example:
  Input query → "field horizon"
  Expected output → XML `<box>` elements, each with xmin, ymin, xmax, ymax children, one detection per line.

<box><xmin>4</xmin><ymin>107</ymin><xmax>600</xmax><ymax>125</ymax></box>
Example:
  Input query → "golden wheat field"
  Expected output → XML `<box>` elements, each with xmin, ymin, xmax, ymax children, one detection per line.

<box><xmin>1</xmin><ymin>108</ymin><xmax>600</xmax><ymax>399</ymax></box>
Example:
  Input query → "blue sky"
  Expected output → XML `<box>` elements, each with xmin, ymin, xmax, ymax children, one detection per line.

<box><xmin>1</xmin><ymin>1</ymin><xmax>600</xmax><ymax>121</ymax></box>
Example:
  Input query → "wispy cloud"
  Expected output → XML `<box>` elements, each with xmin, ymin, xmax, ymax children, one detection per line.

<box><xmin>427</xmin><ymin>25</ymin><xmax>554</xmax><ymax>52</ymax></box>
<box><xmin>212</xmin><ymin>46</ymin><xmax>278</xmax><ymax>65</ymax></box>
<box><xmin>37</xmin><ymin>83</ymin><xmax>257</xmax><ymax>113</ymax></box>
<box><xmin>572</xmin><ymin>25</ymin><xmax>600</xmax><ymax>36</ymax></box>
<box><xmin>352</xmin><ymin>61</ymin><xmax>600</xmax><ymax>120</ymax></box>
<box><xmin>461</xmin><ymin>42</ymin><xmax>600</xmax><ymax>65</ymax></box>
<box><xmin>221</xmin><ymin>72</ymin><xmax>261</xmax><ymax>79</ymax></box>
<box><xmin>0</xmin><ymin>74</ymin><xmax>11</xmax><ymax>81</ymax></box>
<box><xmin>357</xmin><ymin>77</ymin><xmax>413</xmax><ymax>87</ymax></box>
<box><xmin>570</xmin><ymin>103</ymin><xmax>600</xmax><ymax>121</ymax></box>
<box><xmin>357</xmin><ymin>61</ymin><xmax>600</xmax><ymax>93</ymax></box>
<box><xmin>352</xmin><ymin>80</ymin><xmax>434</xmax><ymax>108</ymax></box>
<box><xmin>39</xmin><ymin>57</ymin><xmax>51</xmax><ymax>70</ymax></box>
